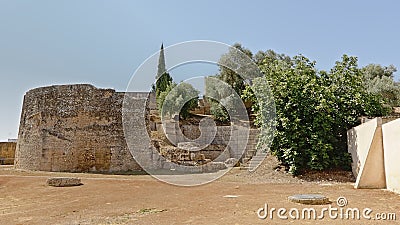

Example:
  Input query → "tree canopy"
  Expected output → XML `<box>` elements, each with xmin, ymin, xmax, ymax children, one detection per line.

<box><xmin>362</xmin><ymin>64</ymin><xmax>400</xmax><ymax>107</ymax></box>
<box><xmin>245</xmin><ymin>53</ymin><xmax>389</xmax><ymax>174</ymax></box>
<box><xmin>158</xmin><ymin>82</ymin><xmax>200</xmax><ymax>119</ymax></box>
<box><xmin>208</xmin><ymin>43</ymin><xmax>258</xmax><ymax>122</ymax></box>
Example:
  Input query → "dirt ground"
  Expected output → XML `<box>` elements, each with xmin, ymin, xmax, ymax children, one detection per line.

<box><xmin>1</xmin><ymin>161</ymin><xmax>399</xmax><ymax>225</ymax></box>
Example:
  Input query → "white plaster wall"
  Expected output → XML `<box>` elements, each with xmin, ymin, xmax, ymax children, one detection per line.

<box><xmin>382</xmin><ymin>119</ymin><xmax>400</xmax><ymax>194</ymax></box>
<box><xmin>347</xmin><ymin>118</ymin><xmax>378</xmax><ymax>177</ymax></box>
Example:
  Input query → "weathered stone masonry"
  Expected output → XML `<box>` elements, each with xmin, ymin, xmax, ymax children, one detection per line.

<box><xmin>0</xmin><ymin>142</ymin><xmax>16</xmax><ymax>165</ymax></box>
<box><xmin>14</xmin><ymin>84</ymin><xmax>259</xmax><ymax>173</ymax></box>
<box><xmin>14</xmin><ymin>84</ymin><xmax>144</xmax><ymax>172</ymax></box>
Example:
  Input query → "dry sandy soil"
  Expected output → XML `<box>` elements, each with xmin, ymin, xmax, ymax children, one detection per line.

<box><xmin>1</xmin><ymin>158</ymin><xmax>399</xmax><ymax>225</ymax></box>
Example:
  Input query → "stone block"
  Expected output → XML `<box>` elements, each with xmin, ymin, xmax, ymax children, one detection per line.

<box><xmin>47</xmin><ymin>177</ymin><xmax>82</xmax><ymax>187</ymax></box>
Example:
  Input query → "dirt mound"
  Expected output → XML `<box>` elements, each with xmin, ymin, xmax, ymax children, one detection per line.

<box><xmin>223</xmin><ymin>153</ymin><xmax>355</xmax><ymax>184</ymax></box>
<box><xmin>298</xmin><ymin>170</ymin><xmax>356</xmax><ymax>183</ymax></box>
<box><xmin>223</xmin><ymin>154</ymin><xmax>301</xmax><ymax>183</ymax></box>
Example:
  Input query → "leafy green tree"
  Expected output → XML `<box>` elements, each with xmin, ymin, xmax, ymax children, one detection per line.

<box><xmin>157</xmin><ymin>82</ymin><xmax>174</xmax><ymax>112</ymax></box>
<box><xmin>155</xmin><ymin>72</ymin><xmax>173</xmax><ymax>98</ymax></box>
<box><xmin>209</xmin><ymin>101</ymin><xmax>230</xmax><ymax>123</ymax></box>
<box><xmin>218</xmin><ymin>43</ymin><xmax>255</xmax><ymax>95</ymax></box>
<box><xmin>205</xmin><ymin>76</ymin><xmax>246</xmax><ymax>123</ymax></box>
<box><xmin>363</xmin><ymin>64</ymin><xmax>396</xmax><ymax>80</ymax></box>
<box><xmin>362</xmin><ymin>64</ymin><xmax>400</xmax><ymax>107</ymax></box>
<box><xmin>254</xmin><ymin>49</ymin><xmax>291</xmax><ymax>66</ymax></box>
<box><xmin>246</xmin><ymin>54</ymin><xmax>388</xmax><ymax>174</ymax></box>
<box><xmin>209</xmin><ymin>43</ymin><xmax>258</xmax><ymax>122</ymax></box>
<box><xmin>154</xmin><ymin>43</ymin><xmax>173</xmax><ymax>104</ymax></box>
<box><xmin>158</xmin><ymin>82</ymin><xmax>199</xmax><ymax>119</ymax></box>
<box><xmin>315</xmin><ymin>56</ymin><xmax>388</xmax><ymax>170</ymax></box>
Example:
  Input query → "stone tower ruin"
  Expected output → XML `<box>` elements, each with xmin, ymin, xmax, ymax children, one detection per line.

<box><xmin>14</xmin><ymin>84</ymin><xmax>152</xmax><ymax>173</ymax></box>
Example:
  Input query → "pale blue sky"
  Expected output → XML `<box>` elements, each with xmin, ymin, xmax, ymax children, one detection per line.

<box><xmin>1</xmin><ymin>0</ymin><xmax>399</xmax><ymax>141</ymax></box>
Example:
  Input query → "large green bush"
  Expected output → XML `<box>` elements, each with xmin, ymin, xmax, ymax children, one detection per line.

<box><xmin>246</xmin><ymin>54</ymin><xmax>388</xmax><ymax>174</ymax></box>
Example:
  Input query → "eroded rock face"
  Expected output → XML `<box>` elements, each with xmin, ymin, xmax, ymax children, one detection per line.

<box><xmin>47</xmin><ymin>177</ymin><xmax>82</xmax><ymax>187</ymax></box>
<box><xmin>14</xmin><ymin>84</ymin><xmax>148</xmax><ymax>173</ymax></box>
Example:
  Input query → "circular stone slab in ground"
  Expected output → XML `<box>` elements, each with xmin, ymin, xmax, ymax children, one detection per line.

<box><xmin>288</xmin><ymin>194</ymin><xmax>330</xmax><ymax>205</ymax></box>
<box><xmin>47</xmin><ymin>177</ymin><xmax>82</xmax><ymax>187</ymax></box>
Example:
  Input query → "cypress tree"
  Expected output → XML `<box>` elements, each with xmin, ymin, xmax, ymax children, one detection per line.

<box><xmin>155</xmin><ymin>43</ymin><xmax>173</xmax><ymax>97</ymax></box>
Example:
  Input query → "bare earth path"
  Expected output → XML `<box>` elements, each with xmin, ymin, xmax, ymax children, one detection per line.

<box><xmin>1</xmin><ymin>166</ymin><xmax>400</xmax><ymax>225</ymax></box>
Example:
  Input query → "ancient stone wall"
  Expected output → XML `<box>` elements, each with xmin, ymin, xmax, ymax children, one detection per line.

<box><xmin>0</xmin><ymin>142</ymin><xmax>16</xmax><ymax>165</ymax></box>
<box><xmin>14</xmin><ymin>84</ymin><xmax>255</xmax><ymax>173</ymax></box>
<box><xmin>14</xmin><ymin>84</ymin><xmax>148</xmax><ymax>172</ymax></box>
<box><xmin>165</xmin><ymin>122</ymin><xmax>259</xmax><ymax>162</ymax></box>
<box><xmin>182</xmin><ymin>125</ymin><xmax>259</xmax><ymax>162</ymax></box>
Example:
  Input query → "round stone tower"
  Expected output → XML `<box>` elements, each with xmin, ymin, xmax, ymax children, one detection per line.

<box><xmin>14</xmin><ymin>84</ymin><xmax>143</xmax><ymax>172</ymax></box>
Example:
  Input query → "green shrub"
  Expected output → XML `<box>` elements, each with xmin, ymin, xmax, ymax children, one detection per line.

<box><xmin>246</xmin><ymin>54</ymin><xmax>387</xmax><ymax>174</ymax></box>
